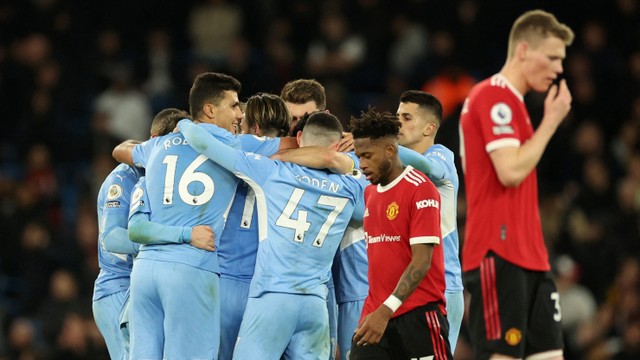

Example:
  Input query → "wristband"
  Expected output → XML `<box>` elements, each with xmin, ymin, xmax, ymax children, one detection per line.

<box><xmin>383</xmin><ymin>295</ymin><xmax>402</xmax><ymax>313</ymax></box>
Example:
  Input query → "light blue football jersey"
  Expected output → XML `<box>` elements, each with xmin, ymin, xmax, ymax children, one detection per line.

<box><xmin>93</xmin><ymin>164</ymin><xmax>142</xmax><ymax>301</ymax></box>
<box><xmin>235</xmin><ymin>156</ymin><xmax>365</xmax><ymax>299</ymax></box>
<box><xmin>177</xmin><ymin>120</ymin><xmax>366</xmax><ymax>299</ymax></box>
<box><xmin>421</xmin><ymin>144</ymin><xmax>463</xmax><ymax>292</ymax></box>
<box><xmin>130</xmin><ymin>125</ymin><xmax>241</xmax><ymax>274</ymax></box>
<box><xmin>332</xmin><ymin>151</ymin><xmax>369</xmax><ymax>303</ymax></box>
<box><xmin>218</xmin><ymin>134</ymin><xmax>281</xmax><ymax>281</ymax></box>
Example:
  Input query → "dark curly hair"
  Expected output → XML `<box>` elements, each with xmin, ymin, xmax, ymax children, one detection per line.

<box><xmin>350</xmin><ymin>108</ymin><xmax>401</xmax><ymax>140</ymax></box>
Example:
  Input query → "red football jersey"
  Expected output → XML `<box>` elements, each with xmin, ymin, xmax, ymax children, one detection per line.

<box><xmin>459</xmin><ymin>74</ymin><xmax>550</xmax><ymax>272</ymax></box>
<box><xmin>361</xmin><ymin>166</ymin><xmax>446</xmax><ymax>319</ymax></box>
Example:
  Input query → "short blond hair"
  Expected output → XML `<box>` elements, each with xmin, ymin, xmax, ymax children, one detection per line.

<box><xmin>507</xmin><ymin>10</ymin><xmax>574</xmax><ymax>59</ymax></box>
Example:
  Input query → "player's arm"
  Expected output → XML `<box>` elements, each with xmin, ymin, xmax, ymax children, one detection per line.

<box><xmin>397</xmin><ymin>146</ymin><xmax>445</xmax><ymax>182</ymax></box>
<box><xmin>102</xmin><ymin>223</ymin><xmax>139</xmax><ymax>255</ymax></box>
<box><xmin>100</xmin><ymin>177</ymin><xmax>140</xmax><ymax>255</ymax></box>
<box><xmin>178</xmin><ymin>119</ymin><xmax>240</xmax><ymax>172</ymax></box>
<box><xmin>112</xmin><ymin>140</ymin><xmax>140</xmax><ymax>166</ymax></box>
<box><xmin>353</xmin><ymin>243</ymin><xmax>434</xmax><ymax>346</ymax></box>
<box><xmin>271</xmin><ymin>146</ymin><xmax>354</xmax><ymax>174</ymax></box>
<box><xmin>490</xmin><ymin>80</ymin><xmax>571</xmax><ymax>187</ymax></box>
<box><xmin>128</xmin><ymin>214</ymin><xmax>215</xmax><ymax>252</ymax></box>
<box><xmin>126</xmin><ymin>178</ymin><xmax>215</xmax><ymax>251</ymax></box>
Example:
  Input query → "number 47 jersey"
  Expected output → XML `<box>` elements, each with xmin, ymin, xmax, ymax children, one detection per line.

<box><xmin>234</xmin><ymin>155</ymin><xmax>366</xmax><ymax>300</ymax></box>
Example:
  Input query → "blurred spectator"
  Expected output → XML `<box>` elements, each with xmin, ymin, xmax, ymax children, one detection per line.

<box><xmin>554</xmin><ymin>255</ymin><xmax>598</xmax><ymax>358</ymax></box>
<box><xmin>306</xmin><ymin>11</ymin><xmax>366</xmax><ymax>84</ymax></box>
<box><xmin>90</xmin><ymin>29</ymin><xmax>132</xmax><ymax>94</ymax></box>
<box><xmin>52</xmin><ymin>312</ymin><xmax>109</xmax><ymax>360</ymax></box>
<box><xmin>91</xmin><ymin>64</ymin><xmax>152</xmax><ymax>153</ymax></box>
<box><xmin>16</xmin><ymin>221</ymin><xmax>54</xmax><ymax>316</ymax></box>
<box><xmin>560</xmin><ymin>157</ymin><xmax>619</xmax><ymax>302</ymax></box>
<box><xmin>5</xmin><ymin>317</ymin><xmax>47</xmax><ymax>360</ymax></box>
<box><xmin>136</xmin><ymin>27</ymin><xmax>182</xmax><ymax>115</ymax></box>
<box><xmin>187</xmin><ymin>0</ymin><xmax>242</xmax><ymax>66</ymax></box>
<box><xmin>37</xmin><ymin>269</ymin><xmax>85</xmax><ymax>346</ymax></box>
<box><xmin>421</xmin><ymin>65</ymin><xmax>476</xmax><ymax>121</ymax></box>
<box><xmin>388</xmin><ymin>13</ymin><xmax>428</xmax><ymax>81</ymax></box>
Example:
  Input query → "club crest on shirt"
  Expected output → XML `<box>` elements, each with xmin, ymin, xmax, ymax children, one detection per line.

<box><xmin>386</xmin><ymin>202</ymin><xmax>399</xmax><ymax>220</ymax></box>
<box><xmin>505</xmin><ymin>328</ymin><xmax>522</xmax><ymax>346</ymax></box>
<box><xmin>107</xmin><ymin>184</ymin><xmax>123</xmax><ymax>200</ymax></box>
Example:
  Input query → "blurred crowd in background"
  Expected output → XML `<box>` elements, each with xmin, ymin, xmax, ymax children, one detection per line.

<box><xmin>0</xmin><ymin>0</ymin><xmax>638</xmax><ymax>359</ymax></box>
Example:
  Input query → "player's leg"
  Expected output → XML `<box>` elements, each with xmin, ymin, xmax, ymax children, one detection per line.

<box><xmin>395</xmin><ymin>303</ymin><xmax>453</xmax><ymax>359</ymax></box>
<box><xmin>523</xmin><ymin>271</ymin><xmax>564</xmax><ymax>360</ymax></box>
<box><xmin>219</xmin><ymin>276</ymin><xmax>250</xmax><ymax>360</ymax></box>
<box><xmin>233</xmin><ymin>293</ymin><xmax>296</xmax><ymax>359</ymax></box>
<box><xmin>327</xmin><ymin>284</ymin><xmax>338</xmax><ymax>360</ymax></box>
<box><xmin>464</xmin><ymin>252</ymin><xmax>529</xmax><ymax>359</ymax></box>
<box><xmin>92</xmin><ymin>290</ymin><xmax>126</xmax><ymax>360</ymax></box>
<box><xmin>118</xmin><ymin>289</ymin><xmax>131</xmax><ymax>360</ymax></box>
<box><xmin>337</xmin><ymin>299</ymin><xmax>364</xmax><ymax>360</ymax></box>
<box><xmin>129</xmin><ymin>259</ymin><xmax>164</xmax><ymax>359</ymax></box>
<box><xmin>161</xmin><ymin>262</ymin><xmax>220</xmax><ymax>360</ymax></box>
<box><xmin>445</xmin><ymin>290</ymin><xmax>465</xmax><ymax>354</ymax></box>
<box><xmin>284</xmin><ymin>294</ymin><xmax>330</xmax><ymax>360</ymax></box>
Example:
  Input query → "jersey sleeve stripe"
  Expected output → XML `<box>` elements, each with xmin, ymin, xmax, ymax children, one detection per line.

<box><xmin>409</xmin><ymin>236</ymin><xmax>440</xmax><ymax>245</ymax></box>
<box><xmin>485</xmin><ymin>138</ymin><xmax>520</xmax><ymax>153</ymax></box>
<box><xmin>406</xmin><ymin>169</ymin><xmax>427</xmax><ymax>183</ymax></box>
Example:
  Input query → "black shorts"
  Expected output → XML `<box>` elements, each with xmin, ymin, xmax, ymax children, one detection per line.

<box><xmin>463</xmin><ymin>252</ymin><xmax>563</xmax><ymax>359</ymax></box>
<box><xmin>350</xmin><ymin>302</ymin><xmax>452</xmax><ymax>360</ymax></box>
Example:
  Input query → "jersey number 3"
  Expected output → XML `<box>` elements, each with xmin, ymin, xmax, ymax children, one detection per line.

<box><xmin>276</xmin><ymin>188</ymin><xmax>348</xmax><ymax>247</ymax></box>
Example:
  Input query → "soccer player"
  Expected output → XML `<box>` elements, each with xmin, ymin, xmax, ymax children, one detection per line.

<box><xmin>92</xmin><ymin>108</ymin><xmax>208</xmax><ymax>360</ymax></box>
<box><xmin>281</xmin><ymin>78</ymin><xmax>326</xmax><ymax>135</ymax></box>
<box><xmin>178</xmin><ymin>111</ymin><xmax>366</xmax><ymax>360</ymax></box>
<box><xmin>124</xmin><ymin>73</ymin><xmax>245</xmax><ymax>359</ymax></box>
<box><xmin>281</xmin><ymin>79</ymin><xmax>340</xmax><ymax>358</ymax></box>
<box><xmin>112</xmin><ymin>74</ymin><xmax>296</xmax><ymax>359</ymax></box>
<box><xmin>216</xmin><ymin>92</ymin><xmax>291</xmax><ymax>360</ymax></box>
<box><xmin>458</xmin><ymin>10</ymin><xmax>573</xmax><ymax>360</ymax></box>
<box><xmin>395</xmin><ymin>90</ymin><xmax>464</xmax><ymax>353</ymax></box>
<box><xmin>350</xmin><ymin>109</ymin><xmax>452</xmax><ymax>359</ymax></box>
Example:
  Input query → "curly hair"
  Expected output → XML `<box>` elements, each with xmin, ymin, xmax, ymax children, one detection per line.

<box><xmin>350</xmin><ymin>108</ymin><xmax>401</xmax><ymax>140</ymax></box>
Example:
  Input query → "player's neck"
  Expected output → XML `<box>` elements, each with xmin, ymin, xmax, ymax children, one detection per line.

<box><xmin>382</xmin><ymin>162</ymin><xmax>406</xmax><ymax>186</ymax></box>
<box><xmin>499</xmin><ymin>63</ymin><xmax>530</xmax><ymax>95</ymax></box>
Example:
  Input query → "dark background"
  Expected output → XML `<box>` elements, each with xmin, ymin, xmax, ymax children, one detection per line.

<box><xmin>0</xmin><ymin>0</ymin><xmax>638</xmax><ymax>358</ymax></box>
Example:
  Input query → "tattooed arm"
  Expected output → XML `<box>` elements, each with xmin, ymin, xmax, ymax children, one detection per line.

<box><xmin>391</xmin><ymin>243</ymin><xmax>434</xmax><ymax>301</ymax></box>
<box><xmin>353</xmin><ymin>243</ymin><xmax>434</xmax><ymax>346</ymax></box>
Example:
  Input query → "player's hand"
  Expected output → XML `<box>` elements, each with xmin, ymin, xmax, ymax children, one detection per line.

<box><xmin>543</xmin><ymin>79</ymin><xmax>572</xmax><ymax>129</ymax></box>
<box><xmin>352</xmin><ymin>305</ymin><xmax>392</xmax><ymax>346</ymax></box>
<box><xmin>338</xmin><ymin>132</ymin><xmax>354</xmax><ymax>152</ymax></box>
<box><xmin>190</xmin><ymin>225</ymin><xmax>215</xmax><ymax>252</ymax></box>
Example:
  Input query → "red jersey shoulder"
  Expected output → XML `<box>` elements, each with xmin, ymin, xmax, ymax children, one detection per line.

<box><xmin>401</xmin><ymin>167</ymin><xmax>429</xmax><ymax>188</ymax></box>
<box><xmin>467</xmin><ymin>78</ymin><xmax>522</xmax><ymax>135</ymax></box>
<box><xmin>413</xmin><ymin>177</ymin><xmax>440</xmax><ymax>211</ymax></box>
